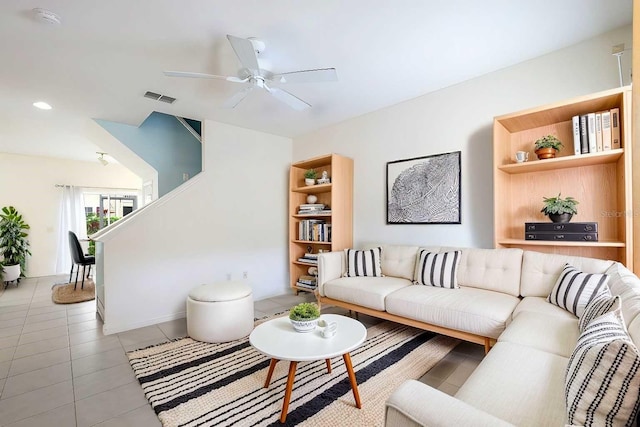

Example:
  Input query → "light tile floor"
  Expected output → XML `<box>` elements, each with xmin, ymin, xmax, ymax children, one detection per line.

<box><xmin>0</xmin><ymin>275</ymin><xmax>483</xmax><ymax>426</ymax></box>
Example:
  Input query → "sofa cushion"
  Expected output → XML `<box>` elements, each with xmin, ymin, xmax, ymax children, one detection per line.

<box><xmin>413</xmin><ymin>247</ymin><xmax>523</xmax><ymax>297</ymax></box>
<box><xmin>606</xmin><ymin>262</ymin><xmax>640</xmax><ymax>329</ymax></box>
<box><xmin>520</xmin><ymin>251</ymin><xmax>614</xmax><ymax>297</ymax></box>
<box><xmin>578</xmin><ymin>294</ymin><xmax>620</xmax><ymax>333</ymax></box>
<box><xmin>513</xmin><ymin>296</ymin><xmax>578</xmax><ymax>321</ymax></box>
<box><xmin>456</xmin><ymin>248</ymin><xmax>523</xmax><ymax>297</ymax></box>
<box><xmin>455</xmin><ymin>341</ymin><xmax>568</xmax><ymax>426</ymax></box>
<box><xmin>379</xmin><ymin>245</ymin><xmax>419</xmax><ymax>280</ymax></box>
<box><xmin>385</xmin><ymin>286</ymin><xmax>519</xmax><ymax>339</ymax></box>
<box><xmin>323</xmin><ymin>276</ymin><xmax>411</xmax><ymax>311</ymax></box>
<box><xmin>547</xmin><ymin>263</ymin><xmax>610</xmax><ymax>317</ymax></box>
<box><xmin>414</xmin><ymin>250</ymin><xmax>461</xmax><ymax>289</ymax></box>
<box><xmin>566</xmin><ymin>311</ymin><xmax>640</xmax><ymax>427</ymax></box>
<box><xmin>498</xmin><ymin>310</ymin><xmax>579</xmax><ymax>358</ymax></box>
<box><xmin>344</xmin><ymin>247</ymin><xmax>383</xmax><ymax>277</ymax></box>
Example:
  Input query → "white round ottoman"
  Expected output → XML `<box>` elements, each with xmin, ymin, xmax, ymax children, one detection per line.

<box><xmin>187</xmin><ymin>281</ymin><xmax>254</xmax><ymax>343</ymax></box>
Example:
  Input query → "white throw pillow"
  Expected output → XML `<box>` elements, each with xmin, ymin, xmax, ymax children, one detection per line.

<box><xmin>547</xmin><ymin>263</ymin><xmax>610</xmax><ymax>317</ymax></box>
<box><xmin>565</xmin><ymin>311</ymin><xmax>640</xmax><ymax>427</ymax></box>
<box><xmin>413</xmin><ymin>250</ymin><xmax>461</xmax><ymax>289</ymax></box>
<box><xmin>578</xmin><ymin>292</ymin><xmax>618</xmax><ymax>333</ymax></box>
<box><xmin>343</xmin><ymin>247</ymin><xmax>383</xmax><ymax>277</ymax></box>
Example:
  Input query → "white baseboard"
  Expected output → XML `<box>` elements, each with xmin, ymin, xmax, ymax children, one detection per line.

<box><xmin>102</xmin><ymin>310</ymin><xmax>186</xmax><ymax>335</ymax></box>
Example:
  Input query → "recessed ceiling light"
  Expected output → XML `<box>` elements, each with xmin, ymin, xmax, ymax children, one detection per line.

<box><xmin>33</xmin><ymin>101</ymin><xmax>52</xmax><ymax>110</ymax></box>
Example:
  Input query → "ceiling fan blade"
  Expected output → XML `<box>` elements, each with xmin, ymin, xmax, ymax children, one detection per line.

<box><xmin>273</xmin><ymin>68</ymin><xmax>338</xmax><ymax>84</ymax></box>
<box><xmin>164</xmin><ymin>71</ymin><xmax>246</xmax><ymax>83</ymax></box>
<box><xmin>222</xmin><ymin>86</ymin><xmax>254</xmax><ymax>109</ymax></box>
<box><xmin>265</xmin><ymin>85</ymin><xmax>311</xmax><ymax>111</ymax></box>
<box><xmin>226</xmin><ymin>35</ymin><xmax>260</xmax><ymax>72</ymax></box>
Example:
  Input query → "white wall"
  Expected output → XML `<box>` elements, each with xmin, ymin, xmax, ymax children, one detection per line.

<box><xmin>97</xmin><ymin>121</ymin><xmax>292</xmax><ymax>334</ymax></box>
<box><xmin>293</xmin><ymin>25</ymin><xmax>632</xmax><ymax>249</ymax></box>
<box><xmin>0</xmin><ymin>153</ymin><xmax>142</xmax><ymax>277</ymax></box>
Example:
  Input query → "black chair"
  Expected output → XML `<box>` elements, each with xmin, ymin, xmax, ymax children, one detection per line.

<box><xmin>68</xmin><ymin>231</ymin><xmax>95</xmax><ymax>290</ymax></box>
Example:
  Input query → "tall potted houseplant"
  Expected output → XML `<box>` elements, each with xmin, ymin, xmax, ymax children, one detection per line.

<box><xmin>0</xmin><ymin>206</ymin><xmax>31</xmax><ymax>283</ymax></box>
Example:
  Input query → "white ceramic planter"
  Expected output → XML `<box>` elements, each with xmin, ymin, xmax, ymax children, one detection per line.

<box><xmin>304</xmin><ymin>178</ymin><xmax>315</xmax><ymax>186</ymax></box>
<box><xmin>290</xmin><ymin>318</ymin><xmax>319</xmax><ymax>333</ymax></box>
<box><xmin>2</xmin><ymin>264</ymin><xmax>20</xmax><ymax>283</ymax></box>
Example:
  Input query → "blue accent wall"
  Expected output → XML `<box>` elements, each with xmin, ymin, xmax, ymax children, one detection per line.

<box><xmin>96</xmin><ymin>113</ymin><xmax>202</xmax><ymax>197</ymax></box>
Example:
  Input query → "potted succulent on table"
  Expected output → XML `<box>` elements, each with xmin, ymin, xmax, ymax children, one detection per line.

<box><xmin>304</xmin><ymin>169</ymin><xmax>317</xmax><ymax>186</ymax></box>
<box><xmin>534</xmin><ymin>135</ymin><xmax>564</xmax><ymax>160</ymax></box>
<box><xmin>541</xmin><ymin>193</ymin><xmax>579</xmax><ymax>223</ymax></box>
<box><xmin>289</xmin><ymin>302</ymin><xmax>321</xmax><ymax>332</ymax></box>
<box><xmin>0</xmin><ymin>206</ymin><xmax>31</xmax><ymax>284</ymax></box>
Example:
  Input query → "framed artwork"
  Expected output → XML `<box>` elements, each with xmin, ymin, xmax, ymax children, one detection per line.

<box><xmin>386</xmin><ymin>151</ymin><xmax>461</xmax><ymax>224</ymax></box>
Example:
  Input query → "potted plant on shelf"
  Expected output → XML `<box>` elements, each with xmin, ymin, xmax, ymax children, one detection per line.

<box><xmin>289</xmin><ymin>302</ymin><xmax>320</xmax><ymax>332</ymax></box>
<box><xmin>541</xmin><ymin>193</ymin><xmax>579</xmax><ymax>223</ymax></box>
<box><xmin>534</xmin><ymin>135</ymin><xmax>564</xmax><ymax>160</ymax></box>
<box><xmin>0</xmin><ymin>206</ymin><xmax>31</xmax><ymax>284</ymax></box>
<box><xmin>304</xmin><ymin>169</ymin><xmax>317</xmax><ymax>186</ymax></box>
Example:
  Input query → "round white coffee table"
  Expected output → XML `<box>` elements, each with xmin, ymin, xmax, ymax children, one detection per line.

<box><xmin>249</xmin><ymin>313</ymin><xmax>366</xmax><ymax>423</ymax></box>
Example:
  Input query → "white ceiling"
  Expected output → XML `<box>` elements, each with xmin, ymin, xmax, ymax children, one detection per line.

<box><xmin>0</xmin><ymin>0</ymin><xmax>633</xmax><ymax>163</ymax></box>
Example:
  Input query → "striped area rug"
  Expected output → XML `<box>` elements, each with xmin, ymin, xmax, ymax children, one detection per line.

<box><xmin>127</xmin><ymin>319</ymin><xmax>459</xmax><ymax>427</ymax></box>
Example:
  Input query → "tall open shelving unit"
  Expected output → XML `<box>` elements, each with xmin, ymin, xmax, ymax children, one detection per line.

<box><xmin>493</xmin><ymin>86</ymin><xmax>632</xmax><ymax>268</ymax></box>
<box><xmin>289</xmin><ymin>154</ymin><xmax>353</xmax><ymax>293</ymax></box>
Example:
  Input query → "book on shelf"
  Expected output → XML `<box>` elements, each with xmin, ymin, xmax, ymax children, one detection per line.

<box><xmin>299</xmin><ymin>204</ymin><xmax>325</xmax><ymax>209</ymax></box>
<box><xmin>611</xmin><ymin>108</ymin><xmax>620</xmax><ymax>149</ymax></box>
<box><xmin>572</xmin><ymin>115</ymin><xmax>581</xmax><ymax>156</ymax></box>
<box><xmin>297</xmin><ymin>275</ymin><xmax>317</xmax><ymax>285</ymax></box>
<box><xmin>601</xmin><ymin>111</ymin><xmax>612</xmax><ymax>151</ymax></box>
<box><xmin>295</xmin><ymin>282</ymin><xmax>317</xmax><ymax>290</ymax></box>
<box><xmin>595</xmin><ymin>113</ymin><xmax>603</xmax><ymax>152</ymax></box>
<box><xmin>579</xmin><ymin>115</ymin><xmax>589</xmax><ymax>154</ymax></box>
<box><xmin>303</xmin><ymin>253</ymin><xmax>318</xmax><ymax>259</ymax></box>
<box><xmin>586</xmin><ymin>112</ymin><xmax>597</xmax><ymax>153</ymax></box>
<box><xmin>298</xmin><ymin>219</ymin><xmax>331</xmax><ymax>242</ymax></box>
<box><xmin>297</xmin><ymin>257</ymin><xmax>318</xmax><ymax>265</ymax></box>
<box><xmin>525</xmin><ymin>222</ymin><xmax>597</xmax><ymax>232</ymax></box>
<box><xmin>525</xmin><ymin>232</ymin><xmax>598</xmax><ymax>242</ymax></box>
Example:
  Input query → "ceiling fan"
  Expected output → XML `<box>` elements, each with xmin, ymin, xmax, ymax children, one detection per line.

<box><xmin>164</xmin><ymin>35</ymin><xmax>338</xmax><ymax>111</ymax></box>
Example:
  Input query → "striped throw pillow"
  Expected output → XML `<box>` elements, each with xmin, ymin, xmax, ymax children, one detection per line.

<box><xmin>578</xmin><ymin>292</ymin><xmax>618</xmax><ymax>333</ymax></box>
<box><xmin>547</xmin><ymin>264</ymin><xmax>610</xmax><ymax>317</ymax></box>
<box><xmin>343</xmin><ymin>248</ymin><xmax>383</xmax><ymax>277</ymax></box>
<box><xmin>565</xmin><ymin>311</ymin><xmax>640</xmax><ymax>427</ymax></box>
<box><xmin>414</xmin><ymin>250</ymin><xmax>461</xmax><ymax>289</ymax></box>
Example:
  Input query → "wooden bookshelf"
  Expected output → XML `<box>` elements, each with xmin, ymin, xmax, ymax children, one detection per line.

<box><xmin>493</xmin><ymin>86</ymin><xmax>632</xmax><ymax>268</ymax></box>
<box><xmin>289</xmin><ymin>154</ymin><xmax>353</xmax><ymax>293</ymax></box>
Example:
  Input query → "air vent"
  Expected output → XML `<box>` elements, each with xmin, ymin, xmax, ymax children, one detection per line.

<box><xmin>158</xmin><ymin>95</ymin><xmax>176</xmax><ymax>104</ymax></box>
<box><xmin>143</xmin><ymin>91</ymin><xmax>176</xmax><ymax>104</ymax></box>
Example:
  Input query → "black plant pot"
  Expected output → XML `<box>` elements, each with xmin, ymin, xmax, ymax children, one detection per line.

<box><xmin>549</xmin><ymin>213</ymin><xmax>573</xmax><ymax>223</ymax></box>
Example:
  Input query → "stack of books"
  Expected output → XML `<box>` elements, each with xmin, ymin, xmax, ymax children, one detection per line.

<box><xmin>572</xmin><ymin>108</ymin><xmax>620</xmax><ymax>155</ymax></box>
<box><xmin>298</xmin><ymin>220</ymin><xmax>331</xmax><ymax>242</ymax></box>
<box><xmin>525</xmin><ymin>222</ymin><xmax>598</xmax><ymax>242</ymax></box>
<box><xmin>298</xmin><ymin>204</ymin><xmax>331</xmax><ymax>215</ymax></box>
<box><xmin>296</xmin><ymin>275</ymin><xmax>317</xmax><ymax>290</ymax></box>
<box><xmin>297</xmin><ymin>253</ymin><xmax>318</xmax><ymax>265</ymax></box>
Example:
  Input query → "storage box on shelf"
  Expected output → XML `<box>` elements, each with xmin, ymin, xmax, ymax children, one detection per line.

<box><xmin>493</xmin><ymin>86</ymin><xmax>632</xmax><ymax>268</ymax></box>
<box><xmin>289</xmin><ymin>154</ymin><xmax>353</xmax><ymax>294</ymax></box>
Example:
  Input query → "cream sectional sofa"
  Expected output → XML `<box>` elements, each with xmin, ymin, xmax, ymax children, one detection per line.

<box><xmin>315</xmin><ymin>245</ymin><xmax>640</xmax><ymax>426</ymax></box>
<box><xmin>317</xmin><ymin>245</ymin><xmax>526</xmax><ymax>352</ymax></box>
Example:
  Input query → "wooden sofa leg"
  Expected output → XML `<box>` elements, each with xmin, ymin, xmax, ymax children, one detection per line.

<box><xmin>484</xmin><ymin>338</ymin><xmax>491</xmax><ymax>354</ymax></box>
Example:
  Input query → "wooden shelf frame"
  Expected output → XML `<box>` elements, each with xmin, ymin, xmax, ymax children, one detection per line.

<box><xmin>289</xmin><ymin>154</ymin><xmax>353</xmax><ymax>292</ymax></box>
<box><xmin>493</xmin><ymin>86</ymin><xmax>632</xmax><ymax>268</ymax></box>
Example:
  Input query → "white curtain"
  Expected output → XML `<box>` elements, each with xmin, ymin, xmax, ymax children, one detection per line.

<box><xmin>55</xmin><ymin>186</ymin><xmax>87</xmax><ymax>274</ymax></box>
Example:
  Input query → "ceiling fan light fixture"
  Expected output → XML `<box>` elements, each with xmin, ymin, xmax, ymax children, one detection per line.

<box><xmin>97</xmin><ymin>152</ymin><xmax>108</xmax><ymax>166</ymax></box>
<box><xmin>32</xmin><ymin>8</ymin><xmax>62</xmax><ymax>25</ymax></box>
